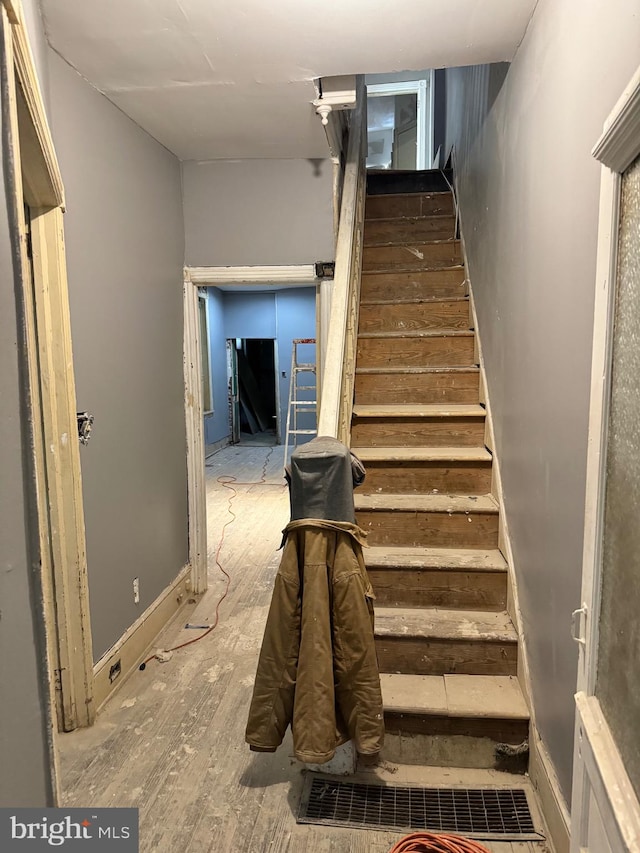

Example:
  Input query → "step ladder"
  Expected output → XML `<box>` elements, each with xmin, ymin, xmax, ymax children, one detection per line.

<box><xmin>283</xmin><ymin>338</ymin><xmax>317</xmax><ymax>464</ymax></box>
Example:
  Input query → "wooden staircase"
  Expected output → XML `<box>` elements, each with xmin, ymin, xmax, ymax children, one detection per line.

<box><xmin>352</xmin><ymin>171</ymin><xmax>529</xmax><ymax>770</ymax></box>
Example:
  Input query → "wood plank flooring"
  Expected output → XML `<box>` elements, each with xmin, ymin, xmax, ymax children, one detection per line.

<box><xmin>57</xmin><ymin>445</ymin><xmax>552</xmax><ymax>853</ymax></box>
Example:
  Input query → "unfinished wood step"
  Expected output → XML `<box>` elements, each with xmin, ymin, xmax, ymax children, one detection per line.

<box><xmin>365</xmin><ymin>546</ymin><xmax>507</xmax><ymax>610</ymax></box>
<box><xmin>355</xmin><ymin>493</ymin><xmax>499</xmax><ymax>548</ymax></box>
<box><xmin>381</xmin><ymin>673</ymin><xmax>529</xmax><ymax>769</ymax></box>
<box><xmin>359</xmin><ymin>298</ymin><xmax>471</xmax><ymax>334</ymax></box>
<box><xmin>357</xmin><ymin>331</ymin><xmax>475</xmax><ymax>368</ymax></box>
<box><xmin>374</xmin><ymin>606</ymin><xmax>518</xmax><ymax>676</ymax></box>
<box><xmin>355</xmin><ymin>367</ymin><xmax>480</xmax><ymax>406</ymax></box>
<box><xmin>363</xmin><ymin>240</ymin><xmax>462</xmax><ymax>272</ymax></box>
<box><xmin>351</xmin><ymin>404</ymin><xmax>486</xmax><ymax>447</ymax></box>
<box><xmin>365</xmin><ymin>191</ymin><xmax>454</xmax><ymax>220</ymax></box>
<box><xmin>364</xmin><ymin>215</ymin><xmax>456</xmax><ymax>246</ymax></box>
<box><xmin>361</xmin><ymin>268</ymin><xmax>467</xmax><ymax>302</ymax></box>
<box><xmin>353</xmin><ymin>446</ymin><xmax>492</xmax><ymax>495</ymax></box>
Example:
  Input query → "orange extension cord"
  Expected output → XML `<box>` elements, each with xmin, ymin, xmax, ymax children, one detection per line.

<box><xmin>140</xmin><ymin>448</ymin><xmax>285</xmax><ymax>670</ymax></box>
<box><xmin>388</xmin><ymin>832</ymin><xmax>493</xmax><ymax>853</ymax></box>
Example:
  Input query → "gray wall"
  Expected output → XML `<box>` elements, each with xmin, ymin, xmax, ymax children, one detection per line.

<box><xmin>48</xmin><ymin>51</ymin><xmax>188</xmax><ymax>661</ymax></box>
<box><xmin>182</xmin><ymin>159</ymin><xmax>334</xmax><ymax>266</ymax></box>
<box><xmin>444</xmin><ymin>0</ymin><xmax>640</xmax><ymax>802</ymax></box>
<box><xmin>0</xmin><ymin>2</ymin><xmax>54</xmax><ymax>806</ymax></box>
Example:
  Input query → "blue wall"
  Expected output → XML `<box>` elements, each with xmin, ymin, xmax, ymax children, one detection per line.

<box><xmin>204</xmin><ymin>288</ymin><xmax>231</xmax><ymax>447</ymax></box>
<box><xmin>203</xmin><ymin>287</ymin><xmax>316</xmax><ymax>447</ymax></box>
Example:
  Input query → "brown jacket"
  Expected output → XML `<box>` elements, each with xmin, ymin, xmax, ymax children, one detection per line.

<box><xmin>245</xmin><ymin>519</ymin><xmax>384</xmax><ymax>764</ymax></box>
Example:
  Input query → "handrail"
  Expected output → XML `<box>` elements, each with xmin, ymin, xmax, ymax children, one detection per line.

<box><xmin>317</xmin><ymin>76</ymin><xmax>367</xmax><ymax>444</ymax></box>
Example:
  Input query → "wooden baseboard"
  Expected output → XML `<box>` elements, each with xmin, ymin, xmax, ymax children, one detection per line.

<box><xmin>529</xmin><ymin>726</ymin><xmax>571</xmax><ymax>853</ymax></box>
<box><xmin>93</xmin><ymin>565</ymin><xmax>193</xmax><ymax>713</ymax></box>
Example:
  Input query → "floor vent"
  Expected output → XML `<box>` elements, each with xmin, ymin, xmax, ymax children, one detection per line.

<box><xmin>298</xmin><ymin>776</ymin><xmax>540</xmax><ymax>840</ymax></box>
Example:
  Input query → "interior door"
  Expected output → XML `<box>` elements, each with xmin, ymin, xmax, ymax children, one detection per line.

<box><xmin>570</xmin><ymin>70</ymin><xmax>640</xmax><ymax>853</ymax></box>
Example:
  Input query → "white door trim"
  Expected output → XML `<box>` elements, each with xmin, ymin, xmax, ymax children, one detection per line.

<box><xmin>571</xmin><ymin>63</ymin><xmax>640</xmax><ymax>853</ymax></box>
<box><xmin>366</xmin><ymin>75</ymin><xmax>434</xmax><ymax>170</ymax></box>
<box><xmin>183</xmin><ymin>272</ymin><xmax>208</xmax><ymax>595</ymax></box>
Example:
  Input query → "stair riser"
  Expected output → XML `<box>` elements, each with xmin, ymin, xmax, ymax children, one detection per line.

<box><xmin>364</xmin><ymin>217</ymin><xmax>456</xmax><ymax>246</ymax></box>
<box><xmin>359</xmin><ymin>462</ymin><xmax>492</xmax><ymax>495</ymax></box>
<box><xmin>361</xmin><ymin>269</ymin><xmax>466</xmax><ymax>301</ymax></box>
<box><xmin>357</xmin><ymin>510</ymin><xmax>498</xmax><ymax>548</ymax></box>
<box><xmin>365</xmin><ymin>193</ymin><xmax>454</xmax><ymax>219</ymax></box>
<box><xmin>375</xmin><ymin>636</ymin><xmax>517</xmax><ymax>676</ymax></box>
<box><xmin>359</xmin><ymin>302</ymin><xmax>471</xmax><ymax>333</ymax></box>
<box><xmin>363</xmin><ymin>242</ymin><xmax>462</xmax><ymax>271</ymax></box>
<box><xmin>357</xmin><ymin>335</ymin><xmax>475</xmax><ymax>368</ymax></box>
<box><xmin>382</xmin><ymin>722</ymin><xmax>529</xmax><ymax>770</ymax></box>
<box><xmin>355</xmin><ymin>372</ymin><xmax>479</xmax><ymax>405</ymax></box>
<box><xmin>368</xmin><ymin>568</ymin><xmax>507</xmax><ymax>610</ymax></box>
<box><xmin>351</xmin><ymin>416</ymin><xmax>486</xmax><ymax>447</ymax></box>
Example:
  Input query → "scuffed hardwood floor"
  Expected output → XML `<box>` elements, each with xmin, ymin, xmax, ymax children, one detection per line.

<box><xmin>58</xmin><ymin>445</ymin><xmax>552</xmax><ymax>853</ymax></box>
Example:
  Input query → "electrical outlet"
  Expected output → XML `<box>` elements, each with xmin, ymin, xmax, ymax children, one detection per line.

<box><xmin>133</xmin><ymin>577</ymin><xmax>140</xmax><ymax>604</ymax></box>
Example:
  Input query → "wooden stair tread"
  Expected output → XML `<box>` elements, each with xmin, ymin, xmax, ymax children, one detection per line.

<box><xmin>366</xmin><ymin>213</ymin><xmax>454</xmax><ymax>224</ymax></box>
<box><xmin>354</xmin><ymin>446</ymin><xmax>491</xmax><ymax>462</ymax></box>
<box><xmin>357</xmin><ymin>330</ymin><xmax>474</xmax><ymax>340</ymax></box>
<box><xmin>374</xmin><ymin>606</ymin><xmax>516</xmax><ymax>642</ymax></box>
<box><xmin>365</xmin><ymin>546</ymin><xmax>507</xmax><ymax>572</ymax></box>
<box><xmin>381</xmin><ymin>674</ymin><xmax>529</xmax><ymax>720</ymax></box>
<box><xmin>366</xmin><ymin>191</ymin><xmax>452</xmax><ymax>200</ymax></box>
<box><xmin>356</xmin><ymin>493</ymin><xmax>498</xmax><ymax>513</ymax></box>
<box><xmin>364</xmin><ymin>238</ymin><xmax>459</xmax><ymax>248</ymax></box>
<box><xmin>356</xmin><ymin>366</ymin><xmax>479</xmax><ymax>375</ymax></box>
<box><xmin>360</xmin><ymin>297</ymin><xmax>469</xmax><ymax>308</ymax></box>
<box><xmin>362</xmin><ymin>264</ymin><xmax>464</xmax><ymax>276</ymax></box>
<box><xmin>353</xmin><ymin>404</ymin><xmax>485</xmax><ymax>418</ymax></box>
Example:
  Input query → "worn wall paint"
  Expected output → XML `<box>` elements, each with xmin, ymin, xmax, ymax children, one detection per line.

<box><xmin>47</xmin><ymin>50</ymin><xmax>188</xmax><ymax>661</ymax></box>
<box><xmin>445</xmin><ymin>0</ymin><xmax>640</xmax><ymax>802</ymax></box>
<box><xmin>0</xmin><ymin>6</ymin><xmax>54</xmax><ymax>805</ymax></box>
<box><xmin>182</xmin><ymin>159</ymin><xmax>334</xmax><ymax>267</ymax></box>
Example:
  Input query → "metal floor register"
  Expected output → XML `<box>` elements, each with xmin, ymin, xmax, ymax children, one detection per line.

<box><xmin>298</xmin><ymin>776</ymin><xmax>542</xmax><ymax>840</ymax></box>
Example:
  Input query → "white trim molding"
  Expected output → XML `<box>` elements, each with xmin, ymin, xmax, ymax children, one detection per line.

<box><xmin>574</xmin><ymin>694</ymin><xmax>640</xmax><ymax>852</ymax></box>
<box><xmin>186</xmin><ymin>264</ymin><xmax>319</xmax><ymax>286</ymax></box>
<box><xmin>183</xmin><ymin>278</ymin><xmax>208</xmax><ymax>595</ymax></box>
<box><xmin>593</xmin><ymin>65</ymin><xmax>640</xmax><ymax>172</ymax></box>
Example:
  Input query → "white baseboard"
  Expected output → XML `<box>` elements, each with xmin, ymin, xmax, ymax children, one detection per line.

<box><xmin>93</xmin><ymin>565</ymin><xmax>192</xmax><ymax>712</ymax></box>
<box><xmin>529</xmin><ymin>726</ymin><xmax>571</xmax><ymax>853</ymax></box>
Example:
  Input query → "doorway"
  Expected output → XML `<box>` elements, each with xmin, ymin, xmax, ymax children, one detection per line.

<box><xmin>366</xmin><ymin>76</ymin><xmax>434</xmax><ymax>171</ymax></box>
<box><xmin>227</xmin><ymin>338</ymin><xmax>279</xmax><ymax>446</ymax></box>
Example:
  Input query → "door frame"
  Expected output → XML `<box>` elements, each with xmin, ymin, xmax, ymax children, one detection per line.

<box><xmin>184</xmin><ymin>266</ymin><xmax>321</xmax><ymax>595</ymax></box>
<box><xmin>571</xmin><ymin>64</ymin><xmax>640</xmax><ymax>852</ymax></box>
<box><xmin>227</xmin><ymin>336</ymin><xmax>280</xmax><ymax>444</ymax></box>
<box><xmin>366</xmin><ymin>75</ymin><xmax>435</xmax><ymax>170</ymax></box>
<box><xmin>2</xmin><ymin>0</ymin><xmax>94</xmax><ymax>747</ymax></box>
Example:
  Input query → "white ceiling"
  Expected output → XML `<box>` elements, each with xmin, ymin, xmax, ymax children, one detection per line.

<box><xmin>41</xmin><ymin>0</ymin><xmax>538</xmax><ymax>162</ymax></box>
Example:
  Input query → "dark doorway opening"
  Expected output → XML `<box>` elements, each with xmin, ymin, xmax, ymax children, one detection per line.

<box><xmin>229</xmin><ymin>338</ymin><xmax>278</xmax><ymax>446</ymax></box>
